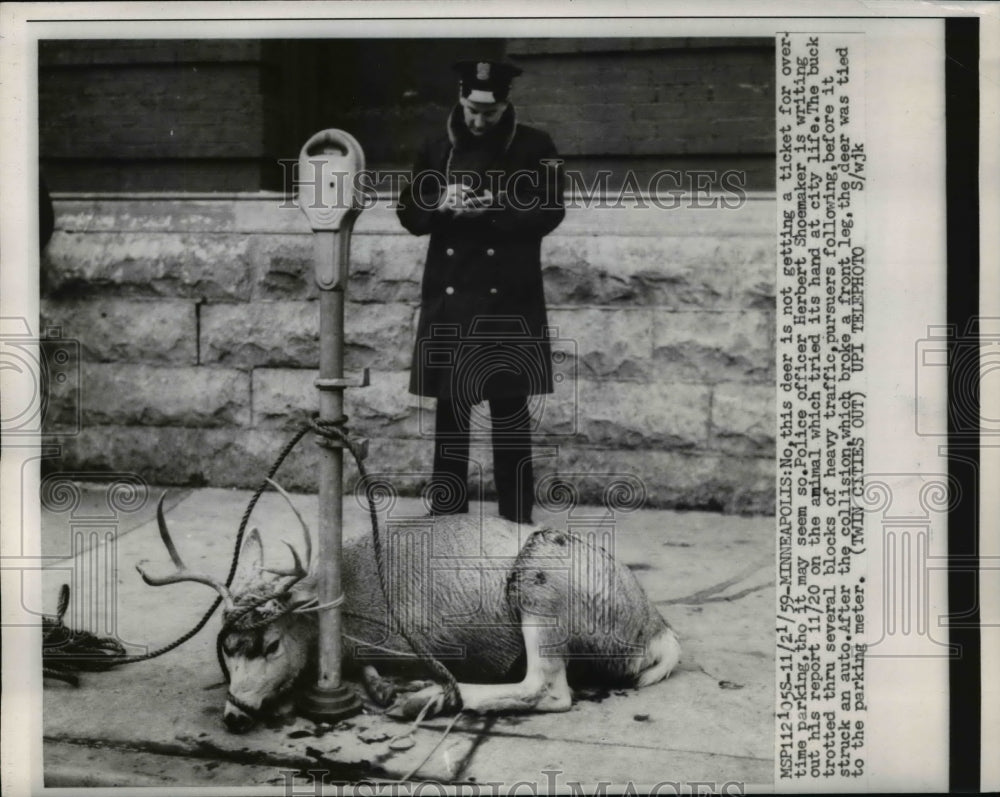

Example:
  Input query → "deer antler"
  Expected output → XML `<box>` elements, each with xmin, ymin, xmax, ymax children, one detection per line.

<box><xmin>135</xmin><ymin>492</ymin><xmax>235</xmax><ymax>611</ymax></box>
<box><xmin>262</xmin><ymin>478</ymin><xmax>312</xmax><ymax>581</ymax></box>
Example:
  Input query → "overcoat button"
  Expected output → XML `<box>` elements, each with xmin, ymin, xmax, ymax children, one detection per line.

<box><xmin>446</xmin><ymin>248</ymin><xmax>455</xmax><ymax>256</ymax></box>
<box><xmin>445</xmin><ymin>286</ymin><xmax>455</xmax><ymax>295</ymax></box>
<box><xmin>486</xmin><ymin>248</ymin><xmax>495</xmax><ymax>256</ymax></box>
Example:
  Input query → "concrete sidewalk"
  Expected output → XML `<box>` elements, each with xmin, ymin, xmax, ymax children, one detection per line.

<box><xmin>41</xmin><ymin>484</ymin><xmax>775</xmax><ymax>789</ymax></box>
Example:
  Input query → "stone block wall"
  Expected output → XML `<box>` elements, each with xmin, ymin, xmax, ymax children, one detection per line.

<box><xmin>41</xmin><ymin>194</ymin><xmax>776</xmax><ymax>513</ymax></box>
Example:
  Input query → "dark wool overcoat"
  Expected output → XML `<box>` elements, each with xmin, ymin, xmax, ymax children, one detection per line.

<box><xmin>397</xmin><ymin>104</ymin><xmax>565</xmax><ymax>401</ymax></box>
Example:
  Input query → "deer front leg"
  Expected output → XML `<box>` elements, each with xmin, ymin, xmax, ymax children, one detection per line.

<box><xmin>458</xmin><ymin>614</ymin><xmax>571</xmax><ymax>713</ymax></box>
<box><xmin>396</xmin><ymin>614</ymin><xmax>571</xmax><ymax>717</ymax></box>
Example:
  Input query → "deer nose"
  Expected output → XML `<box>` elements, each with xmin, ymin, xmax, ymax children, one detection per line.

<box><xmin>223</xmin><ymin>703</ymin><xmax>255</xmax><ymax>734</ymax></box>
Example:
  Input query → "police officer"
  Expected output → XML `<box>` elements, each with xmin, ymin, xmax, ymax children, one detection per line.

<box><xmin>397</xmin><ymin>59</ymin><xmax>565</xmax><ymax>524</ymax></box>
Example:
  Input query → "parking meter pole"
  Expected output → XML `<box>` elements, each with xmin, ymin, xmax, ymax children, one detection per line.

<box><xmin>296</xmin><ymin>130</ymin><xmax>366</xmax><ymax>722</ymax></box>
<box><xmin>300</xmin><ymin>273</ymin><xmax>360</xmax><ymax>720</ymax></box>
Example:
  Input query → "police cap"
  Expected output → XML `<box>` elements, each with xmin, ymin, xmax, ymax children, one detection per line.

<box><xmin>453</xmin><ymin>59</ymin><xmax>523</xmax><ymax>104</ymax></box>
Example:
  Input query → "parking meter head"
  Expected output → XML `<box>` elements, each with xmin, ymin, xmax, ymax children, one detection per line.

<box><xmin>297</xmin><ymin>129</ymin><xmax>366</xmax><ymax>231</ymax></box>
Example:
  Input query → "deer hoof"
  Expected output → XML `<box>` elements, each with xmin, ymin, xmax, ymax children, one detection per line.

<box><xmin>367</xmin><ymin>677</ymin><xmax>397</xmax><ymax>708</ymax></box>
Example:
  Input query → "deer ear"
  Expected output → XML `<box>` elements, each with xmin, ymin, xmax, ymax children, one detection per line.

<box><xmin>233</xmin><ymin>527</ymin><xmax>265</xmax><ymax>586</ymax></box>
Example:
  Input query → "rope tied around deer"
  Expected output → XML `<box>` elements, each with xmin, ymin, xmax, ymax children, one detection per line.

<box><xmin>45</xmin><ymin>415</ymin><xmax>685</xmax><ymax>781</ymax></box>
<box><xmin>308</xmin><ymin>417</ymin><xmax>464</xmax><ymax>713</ymax></box>
<box><xmin>46</xmin><ymin>415</ymin><xmax>462</xmax><ymax>715</ymax></box>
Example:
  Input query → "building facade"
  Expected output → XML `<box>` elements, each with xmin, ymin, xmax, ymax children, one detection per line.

<box><xmin>40</xmin><ymin>37</ymin><xmax>777</xmax><ymax>513</ymax></box>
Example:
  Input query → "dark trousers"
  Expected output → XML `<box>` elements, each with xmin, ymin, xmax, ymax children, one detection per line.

<box><xmin>431</xmin><ymin>396</ymin><xmax>535</xmax><ymax>523</ymax></box>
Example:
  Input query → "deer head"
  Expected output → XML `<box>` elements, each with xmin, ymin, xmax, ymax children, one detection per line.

<box><xmin>137</xmin><ymin>480</ymin><xmax>319</xmax><ymax>733</ymax></box>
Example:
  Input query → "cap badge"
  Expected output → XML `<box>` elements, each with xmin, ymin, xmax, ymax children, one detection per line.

<box><xmin>476</xmin><ymin>61</ymin><xmax>491</xmax><ymax>80</ymax></box>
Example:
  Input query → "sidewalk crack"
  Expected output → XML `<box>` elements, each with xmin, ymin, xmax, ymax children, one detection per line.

<box><xmin>658</xmin><ymin>558</ymin><xmax>771</xmax><ymax>605</ymax></box>
<box><xmin>450</xmin><ymin>715</ymin><xmax>497</xmax><ymax>782</ymax></box>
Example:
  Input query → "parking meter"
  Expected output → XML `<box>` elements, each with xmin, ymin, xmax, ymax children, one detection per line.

<box><xmin>296</xmin><ymin>130</ymin><xmax>366</xmax><ymax>722</ymax></box>
<box><xmin>298</xmin><ymin>129</ymin><xmax>366</xmax><ymax>290</ymax></box>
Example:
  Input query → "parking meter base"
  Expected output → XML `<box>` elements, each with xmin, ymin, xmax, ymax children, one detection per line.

<box><xmin>298</xmin><ymin>683</ymin><xmax>363</xmax><ymax>722</ymax></box>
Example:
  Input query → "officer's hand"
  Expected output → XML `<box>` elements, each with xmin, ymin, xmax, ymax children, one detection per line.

<box><xmin>438</xmin><ymin>184</ymin><xmax>467</xmax><ymax>213</ymax></box>
<box><xmin>458</xmin><ymin>189</ymin><xmax>492</xmax><ymax>217</ymax></box>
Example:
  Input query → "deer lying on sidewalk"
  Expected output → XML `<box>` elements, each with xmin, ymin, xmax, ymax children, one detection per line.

<box><xmin>136</xmin><ymin>482</ymin><xmax>680</xmax><ymax>733</ymax></box>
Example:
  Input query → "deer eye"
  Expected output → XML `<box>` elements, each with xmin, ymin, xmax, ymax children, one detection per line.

<box><xmin>264</xmin><ymin>638</ymin><xmax>280</xmax><ymax>657</ymax></box>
